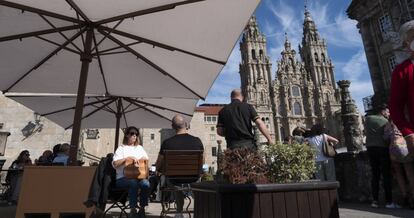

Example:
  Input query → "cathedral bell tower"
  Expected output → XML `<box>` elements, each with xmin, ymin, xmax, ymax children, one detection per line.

<box><xmin>239</xmin><ymin>16</ymin><xmax>275</xmax><ymax>146</ymax></box>
<box><xmin>299</xmin><ymin>7</ymin><xmax>341</xmax><ymax>119</ymax></box>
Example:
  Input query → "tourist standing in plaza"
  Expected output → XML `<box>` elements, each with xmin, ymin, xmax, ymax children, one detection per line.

<box><xmin>6</xmin><ymin>150</ymin><xmax>32</xmax><ymax>205</ymax></box>
<box><xmin>155</xmin><ymin>114</ymin><xmax>204</xmax><ymax>218</ymax></box>
<box><xmin>307</xmin><ymin>124</ymin><xmax>338</xmax><ymax>182</ymax></box>
<box><xmin>216</xmin><ymin>89</ymin><xmax>273</xmax><ymax>149</ymax></box>
<box><xmin>389</xmin><ymin>20</ymin><xmax>414</xmax><ymax>156</ymax></box>
<box><xmin>365</xmin><ymin>105</ymin><xmax>398</xmax><ymax>208</ymax></box>
<box><xmin>112</xmin><ymin>126</ymin><xmax>150</xmax><ymax>218</ymax></box>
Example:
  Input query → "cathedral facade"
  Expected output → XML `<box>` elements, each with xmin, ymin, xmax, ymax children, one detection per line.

<box><xmin>239</xmin><ymin>10</ymin><xmax>342</xmax><ymax>143</ymax></box>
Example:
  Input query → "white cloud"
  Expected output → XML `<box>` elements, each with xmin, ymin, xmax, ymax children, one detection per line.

<box><xmin>343</xmin><ymin>50</ymin><xmax>367</xmax><ymax>80</ymax></box>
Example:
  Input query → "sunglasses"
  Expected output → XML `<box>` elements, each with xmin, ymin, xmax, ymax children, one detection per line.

<box><xmin>127</xmin><ymin>132</ymin><xmax>138</xmax><ymax>136</ymax></box>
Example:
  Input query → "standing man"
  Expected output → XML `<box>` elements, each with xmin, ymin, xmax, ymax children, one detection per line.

<box><xmin>389</xmin><ymin>20</ymin><xmax>414</xmax><ymax>155</ymax></box>
<box><xmin>155</xmin><ymin>114</ymin><xmax>204</xmax><ymax>218</ymax></box>
<box><xmin>216</xmin><ymin>89</ymin><xmax>273</xmax><ymax>149</ymax></box>
<box><xmin>365</xmin><ymin>105</ymin><xmax>398</xmax><ymax>208</ymax></box>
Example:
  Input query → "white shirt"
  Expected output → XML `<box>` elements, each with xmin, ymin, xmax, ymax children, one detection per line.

<box><xmin>308</xmin><ymin>134</ymin><xmax>331</xmax><ymax>162</ymax></box>
<box><xmin>112</xmin><ymin>144</ymin><xmax>149</xmax><ymax>179</ymax></box>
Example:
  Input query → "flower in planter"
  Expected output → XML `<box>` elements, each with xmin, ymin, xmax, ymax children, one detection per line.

<box><xmin>220</xmin><ymin>147</ymin><xmax>269</xmax><ymax>184</ymax></box>
<box><xmin>264</xmin><ymin>142</ymin><xmax>316</xmax><ymax>183</ymax></box>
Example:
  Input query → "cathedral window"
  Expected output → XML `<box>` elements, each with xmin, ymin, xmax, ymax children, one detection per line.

<box><xmin>293</xmin><ymin>102</ymin><xmax>302</xmax><ymax>115</ymax></box>
<box><xmin>252</xmin><ymin>49</ymin><xmax>256</xmax><ymax>60</ymax></box>
<box><xmin>259</xmin><ymin>49</ymin><xmax>264</xmax><ymax>58</ymax></box>
<box><xmin>378</xmin><ymin>14</ymin><xmax>393</xmax><ymax>41</ymax></box>
<box><xmin>292</xmin><ymin>86</ymin><xmax>301</xmax><ymax>97</ymax></box>
<box><xmin>314</xmin><ymin>53</ymin><xmax>319</xmax><ymax>62</ymax></box>
<box><xmin>289</xmin><ymin>58</ymin><xmax>294</xmax><ymax>67</ymax></box>
<box><xmin>321</xmin><ymin>53</ymin><xmax>326</xmax><ymax>62</ymax></box>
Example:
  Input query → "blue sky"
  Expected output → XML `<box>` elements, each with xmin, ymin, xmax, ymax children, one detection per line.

<box><xmin>200</xmin><ymin>0</ymin><xmax>373</xmax><ymax>112</ymax></box>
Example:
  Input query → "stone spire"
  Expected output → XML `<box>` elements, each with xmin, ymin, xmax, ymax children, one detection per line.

<box><xmin>239</xmin><ymin>16</ymin><xmax>275</xmax><ymax>145</ymax></box>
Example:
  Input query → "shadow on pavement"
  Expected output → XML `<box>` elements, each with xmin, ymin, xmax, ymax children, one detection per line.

<box><xmin>339</xmin><ymin>202</ymin><xmax>414</xmax><ymax>218</ymax></box>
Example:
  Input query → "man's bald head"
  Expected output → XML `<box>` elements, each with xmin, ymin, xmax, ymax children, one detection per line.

<box><xmin>172</xmin><ymin>114</ymin><xmax>187</xmax><ymax>131</ymax></box>
<box><xmin>231</xmin><ymin>89</ymin><xmax>243</xmax><ymax>101</ymax></box>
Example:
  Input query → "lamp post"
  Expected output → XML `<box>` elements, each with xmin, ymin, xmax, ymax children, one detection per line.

<box><xmin>0</xmin><ymin>131</ymin><xmax>10</xmax><ymax>156</ymax></box>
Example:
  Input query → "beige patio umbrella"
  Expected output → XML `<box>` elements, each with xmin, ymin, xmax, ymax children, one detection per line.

<box><xmin>0</xmin><ymin>0</ymin><xmax>261</xmax><ymax>164</ymax></box>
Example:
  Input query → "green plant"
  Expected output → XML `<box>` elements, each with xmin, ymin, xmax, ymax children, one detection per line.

<box><xmin>264</xmin><ymin>142</ymin><xmax>316</xmax><ymax>183</ymax></box>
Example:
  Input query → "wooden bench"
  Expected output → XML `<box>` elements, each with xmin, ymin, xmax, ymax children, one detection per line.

<box><xmin>160</xmin><ymin>150</ymin><xmax>203</xmax><ymax>218</ymax></box>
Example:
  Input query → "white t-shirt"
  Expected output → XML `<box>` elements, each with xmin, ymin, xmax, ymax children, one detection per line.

<box><xmin>112</xmin><ymin>144</ymin><xmax>149</xmax><ymax>179</ymax></box>
<box><xmin>308</xmin><ymin>134</ymin><xmax>331</xmax><ymax>162</ymax></box>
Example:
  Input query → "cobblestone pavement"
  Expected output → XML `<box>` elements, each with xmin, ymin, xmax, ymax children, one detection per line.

<box><xmin>1</xmin><ymin>201</ymin><xmax>413</xmax><ymax>218</ymax></box>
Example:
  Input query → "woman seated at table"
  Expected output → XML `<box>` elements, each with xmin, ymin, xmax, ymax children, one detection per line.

<box><xmin>52</xmin><ymin>143</ymin><xmax>70</xmax><ymax>166</ymax></box>
<box><xmin>6</xmin><ymin>150</ymin><xmax>32</xmax><ymax>204</ymax></box>
<box><xmin>112</xmin><ymin>126</ymin><xmax>150</xmax><ymax>217</ymax></box>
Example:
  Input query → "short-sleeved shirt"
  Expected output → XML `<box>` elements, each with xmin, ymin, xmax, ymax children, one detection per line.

<box><xmin>364</xmin><ymin>115</ymin><xmax>388</xmax><ymax>148</ymax></box>
<box><xmin>112</xmin><ymin>144</ymin><xmax>149</xmax><ymax>179</ymax></box>
<box><xmin>159</xmin><ymin>133</ymin><xmax>204</xmax><ymax>154</ymax></box>
<box><xmin>217</xmin><ymin>99</ymin><xmax>259</xmax><ymax>144</ymax></box>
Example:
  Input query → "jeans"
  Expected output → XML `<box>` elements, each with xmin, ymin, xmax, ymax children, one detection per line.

<box><xmin>367</xmin><ymin>146</ymin><xmax>392</xmax><ymax>203</ymax></box>
<box><xmin>116</xmin><ymin>177</ymin><xmax>150</xmax><ymax>208</ymax></box>
<box><xmin>315</xmin><ymin>159</ymin><xmax>336</xmax><ymax>181</ymax></box>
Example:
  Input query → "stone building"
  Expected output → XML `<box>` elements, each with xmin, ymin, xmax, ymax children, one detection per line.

<box><xmin>347</xmin><ymin>0</ymin><xmax>414</xmax><ymax>108</ymax></box>
<box><xmin>239</xmin><ymin>11</ymin><xmax>343</xmax><ymax>143</ymax></box>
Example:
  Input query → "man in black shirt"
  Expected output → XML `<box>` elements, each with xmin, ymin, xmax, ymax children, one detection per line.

<box><xmin>217</xmin><ymin>89</ymin><xmax>273</xmax><ymax>149</ymax></box>
<box><xmin>155</xmin><ymin>114</ymin><xmax>204</xmax><ymax>217</ymax></box>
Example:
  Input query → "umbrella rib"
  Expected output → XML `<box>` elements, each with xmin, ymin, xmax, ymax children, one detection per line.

<box><xmin>99</xmin><ymin>27</ymin><xmax>226</xmax><ymax>65</ymax></box>
<box><xmin>41</xmin><ymin>98</ymin><xmax>113</xmax><ymax>116</ymax></box>
<box><xmin>77</xmin><ymin>14</ymin><xmax>86</xmax><ymax>46</ymax></box>
<box><xmin>3</xmin><ymin>28</ymin><xmax>86</xmax><ymax>93</ymax></box>
<box><xmin>93</xmin><ymin>97</ymin><xmax>116</xmax><ymax>114</ymax></box>
<box><xmin>39</xmin><ymin>14</ymin><xmax>83</xmax><ymax>53</ymax></box>
<box><xmin>96</xmin><ymin>0</ymin><xmax>204</xmax><ymax>25</ymax></box>
<box><xmin>65</xmin><ymin>0</ymin><xmax>90</xmax><ymax>23</ymax></box>
<box><xmin>35</xmin><ymin>36</ymin><xmax>81</xmax><ymax>55</ymax></box>
<box><xmin>92</xmin><ymin>32</ymin><xmax>110</xmax><ymax>95</ymax></box>
<box><xmin>65</xmin><ymin>98</ymin><xmax>117</xmax><ymax>130</ymax></box>
<box><xmin>121</xmin><ymin>99</ymin><xmax>129</xmax><ymax>128</ymax></box>
<box><xmin>0</xmin><ymin>24</ymin><xmax>83</xmax><ymax>42</ymax></box>
<box><xmin>125</xmin><ymin>98</ymin><xmax>172</xmax><ymax>123</ymax></box>
<box><xmin>0</xmin><ymin>0</ymin><xmax>83</xmax><ymax>24</ymax></box>
<box><xmin>129</xmin><ymin>98</ymin><xmax>193</xmax><ymax>117</ymax></box>
<box><xmin>91</xmin><ymin>19</ymin><xmax>124</xmax><ymax>52</ymax></box>
<box><xmin>97</xmin><ymin>51</ymin><xmax>130</xmax><ymax>56</ymax></box>
<box><xmin>92</xmin><ymin>41</ymin><xmax>141</xmax><ymax>56</ymax></box>
<box><xmin>98</xmin><ymin>29</ymin><xmax>204</xmax><ymax>100</ymax></box>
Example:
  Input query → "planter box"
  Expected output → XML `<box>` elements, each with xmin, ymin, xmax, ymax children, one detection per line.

<box><xmin>192</xmin><ymin>181</ymin><xmax>339</xmax><ymax>218</ymax></box>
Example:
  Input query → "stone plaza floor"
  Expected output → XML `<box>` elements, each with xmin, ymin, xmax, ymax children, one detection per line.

<box><xmin>1</xmin><ymin>201</ymin><xmax>413</xmax><ymax>218</ymax></box>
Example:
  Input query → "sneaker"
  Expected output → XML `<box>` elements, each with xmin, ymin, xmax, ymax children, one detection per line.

<box><xmin>371</xmin><ymin>201</ymin><xmax>379</xmax><ymax>208</ymax></box>
<box><xmin>385</xmin><ymin>203</ymin><xmax>402</xmax><ymax>209</ymax></box>
<box><xmin>174</xmin><ymin>213</ymin><xmax>184</xmax><ymax>218</ymax></box>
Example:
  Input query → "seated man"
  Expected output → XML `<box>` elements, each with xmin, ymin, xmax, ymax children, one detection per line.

<box><xmin>52</xmin><ymin>143</ymin><xmax>70</xmax><ymax>166</ymax></box>
<box><xmin>155</xmin><ymin>114</ymin><xmax>204</xmax><ymax>218</ymax></box>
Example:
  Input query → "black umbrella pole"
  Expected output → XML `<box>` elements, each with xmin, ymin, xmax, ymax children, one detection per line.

<box><xmin>69</xmin><ymin>28</ymin><xmax>94</xmax><ymax>166</ymax></box>
<box><xmin>114</xmin><ymin>98</ymin><xmax>122</xmax><ymax>151</ymax></box>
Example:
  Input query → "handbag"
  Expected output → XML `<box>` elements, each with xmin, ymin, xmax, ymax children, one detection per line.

<box><xmin>123</xmin><ymin>159</ymin><xmax>149</xmax><ymax>179</ymax></box>
<box><xmin>322</xmin><ymin>134</ymin><xmax>336</xmax><ymax>158</ymax></box>
<box><xmin>385</xmin><ymin>122</ymin><xmax>412</xmax><ymax>163</ymax></box>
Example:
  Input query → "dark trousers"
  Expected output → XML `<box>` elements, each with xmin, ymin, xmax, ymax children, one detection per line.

<box><xmin>367</xmin><ymin>146</ymin><xmax>392</xmax><ymax>203</ymax></box>
<box><xmin>227</xmin><ymin>139</ymin><xmax>256</xmax><ymax>150</ymax></box>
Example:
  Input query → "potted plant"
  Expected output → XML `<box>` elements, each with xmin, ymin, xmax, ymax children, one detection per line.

<box><xmin>192</xmin><ymin>143</ymin><xmax>340</xmax><ymax>218</ymax></box>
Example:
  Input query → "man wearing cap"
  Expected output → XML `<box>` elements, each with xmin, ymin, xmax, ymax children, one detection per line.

<box><xmin>389</xmin><ymin>20</ymin><xmax>414</xmax><ymax>155</ymax></box>
<box><xmin>216</xmin><ymin>89</ymin><xmax>273</xmax><ymax>149</ymax></box>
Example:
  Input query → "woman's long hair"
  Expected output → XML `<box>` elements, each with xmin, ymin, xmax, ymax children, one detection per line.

<box><xmin>122</xmin><ymin>126</ymin><xmax>140</xmax><ymax>145</ymax></box>
<box><xmin>15</xmin><ymin>150</ymin><xmax>30</xmax><ymax>164</ymax></box>
<box><xmin>310</xmin><ymin>124</ymin><xmax>324</xmax><ymax>137</ymax></box>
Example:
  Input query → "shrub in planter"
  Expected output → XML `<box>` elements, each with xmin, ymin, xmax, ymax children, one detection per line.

<box><xmin>264</xmin><ymin>142</ymin><xmax>316</xmax><ymax>183</ymax></box>
<box><xmin>221</xmin><ymin>147</ymin><xmax>269</xmax><ymax>184</ymax></box>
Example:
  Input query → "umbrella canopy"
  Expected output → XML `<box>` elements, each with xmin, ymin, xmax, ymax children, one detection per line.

<box><xmin>6</xmin><ymin>93</ymin><xmax>197</xmax><ymax>149</ymax></box>
<box><xmin>0</xmin><ymin>0</ymin><xmax>260</xmax><ymax>164</ymax></box>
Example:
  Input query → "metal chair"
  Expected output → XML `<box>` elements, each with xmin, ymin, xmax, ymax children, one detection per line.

<box><xmin>160</xmin><ymin>150</ymin><xmax>203</xmax><ymax>218</ymax></box>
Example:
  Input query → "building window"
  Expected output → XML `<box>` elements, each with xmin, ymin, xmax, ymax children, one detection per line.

<box><xmin>378</xmin><ymin>14</ymin><xmax>393</xmax><ymax>41</ymax></box>
<box><xmin>388</xmin><ymin>55</ymin><xmax>397</xmax><ymax>71</ymax></box>
<box><xmin>204</xmin><ymin>115</ymin><xmax>218</xmax><ymax>124</ymax></box>
<box><xmin>293</xmin><ymin>102</ymin><xmax>302</xmax><ymax>116</ymax></box>
<box><xmin>210</xmin><ymin>126</ymin><xmax>215</xmax><ymax>131</ymax></box>
<box><xmin>252</xmin><ymin>49</ymin><xmax>256</xmax><ymax>60</ymax></box>
<box><xmin>210</xmin><ymin>134</ymin><xmax>216</xmax><ymax>141</ymax></box>
<box><xmin>212</xmin><ymin>147</ymin><xmax>217</xmax><ymax>157</ymax></box>
<box><xmin>259</xmin><ymin>49</ymin><xmax>263</xmax><ymax>58</ymax></box>
<box><xmin>321</xmin><ymin>53</ymin><xmax>326</xmax><ymax>62</ymax></box>
<box><xmin>292</xmin><ymin>86</ymin><xmax>301</xmax><ymax>97</ymax></box>
<box><xmin>150</xmin><ymin>133</ymin><xmax>155</xmax><ymax>140</ymax></box>
<box><xmin>314</xmin><ymin>53</ymin><xmax>319</xmax><ymax>62</ymax></box>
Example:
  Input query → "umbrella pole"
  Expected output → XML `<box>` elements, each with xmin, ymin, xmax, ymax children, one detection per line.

<box><xmin>69</xmin><ymin>28</ymin><xmax>94</xmax><ymax>166</ymax></box>
<box><xmin>114</xmin><ymin>98</ymin><xmax>122</xmax><ymax>152</ymax></box>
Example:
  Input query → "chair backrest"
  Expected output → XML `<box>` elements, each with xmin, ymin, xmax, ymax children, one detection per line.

<box><xmin>163</xmin><ymin>150</ymin><xmax>203</xmax><ymax>177</ymax></box>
